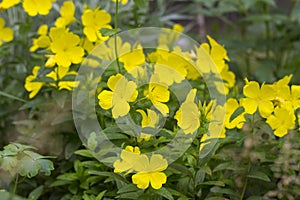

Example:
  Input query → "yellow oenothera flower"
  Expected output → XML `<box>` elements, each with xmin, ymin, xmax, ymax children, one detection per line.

<box><xmin>200</xmin><ymin>35</ymin><xmax>229</xmax><ymax>73</ymax></box>
<box><xmin>158</xmin><ymin>23</ymin><xmax>184</xmax><ymax>46</ymax></box>
<box><xmin>174</xmin><ymin>89</ymin><xmax>200</xmax><ymax>134</ymax></box>
<box><xmin>240</xmin><ymin>78</ymin><xmax>276</xmax><ymax>118</ymax></box>
<box><xmin>22</xmin><ymin>0</ymin><xmax>55</xmax><ymax>16</ymax></box>
<box><xmin>272</xmin><ymin>75</ymin><xmax>300</xmax><ymax>110</ymax></box>
<box><xmin>111</xmin><ymin>0</ymin><xmax>128</xmax><ymax>5</ymax></box>
<box><xmin>24</xmin><ymin>66</ymin><xmax>44</xmax><ymax>99</ymax></box>
<box><xmin>148</xmin><ymin>48</ymin><xmax>187</xmax><ymax>86</ymax></box>
<box><xmin>136</xmin><ymin>109</ymin><xmax>159</xmax><ymax>142</ymax></box>
<box><xmin>225</xmin><ymin>98</ymin><xmax>246</xmax><ymax>129</ymax></box>
<box><xmin>55</xmin><ymin>1</ymin><xmax>76</xmax><ymax>28</ymax></box>
<box><xmin>46</xmin><ymin>66</ymin><xmax>79</xmax><ymax>90</ymax></box>
<box><xmin>30</xmin><ymin>24</ymin><xmax>51</xmax><ymax>52</ymax></box>
<box><xmin>0</xmin><ymin>0</ymin><xmax>20</xmax><ymax>9</ymax></box>
<box><xmin>145</xmin><ymin>74</ymin><xmax>170</xmax><ymax>116</ymax></box>
<box><xmin>98</xmin><ymin>74</ymin><xmax>138</xmax><ymax>118</ymax></box>
<box><xmin>266</xmin><ymin>106</ymin><xmax>295</xmax><ymax>137</ymax></box>
<box><xmin>49</xmin><ymin>27</ymin><xmax>84</xmax><ymax>67</ymax></box>
<box><xmin>81</xmin><ymin>8</ymin><xmax>112</xmax><ymax>42</ymax></box>
<box><xmin>0</xmin><ymin>18</ymin><xmax>14</xmax><ymax>46</ymax></box>
<box><xmin>113</xmin><ymin>146</ymin><xmax>140</xmax><ymax>173</ymax></box>
<box><xmin>132</xmin><ymin>154</ymin><xmax>168</xmax><ymax>190</ymax></box>
<box><xmin>218</xmin><ymin>64</ymin><xmax>235</xmax><ymax>95</ymax></box>
<box><xmin>200</xmin><ymin>103</ymin><xmax>226</xmax><ymax>150</ymax></box>
<box><xmin>119</xmin><ymin>48</ymin><xmax>146</xmax><ymax>79</ymax></box>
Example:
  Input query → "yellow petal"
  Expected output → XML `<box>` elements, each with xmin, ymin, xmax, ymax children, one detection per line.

<box><xmin>150</xmin><ymin>172</ymin><xmax>167</xmax><ymax>189</ymax></box>
<box><xmin>98</xmin><ymin>90</ymin><xmax>113</xmax><ymax>110</ymax></box>
<box><xmin>112</xmin><ymin>98</ymin><xmax>130</xmax><ymax>118</ymax></box>
<box><xmin>243</xmin><ymin>81</ymin><xmax>260</xmax><ymax>99</ymax></box>
<box><xmin>240</xmin><ymin>98</ymin><xmax>257</xmax><ymax>114</ymax></box>
<box><xmin>258</xmin><ymin>100</ymin><xmax>274</xmax><ymax>118</ymax></box>
<box><xmin>148</xmin><ymin>154</ymin><xmax>168</xmax><ymax>172</ymax></box>
<box><xmin>132</xmin><ymin>173</ymin><xmax>150</xmax><ymax>189</ymax></box>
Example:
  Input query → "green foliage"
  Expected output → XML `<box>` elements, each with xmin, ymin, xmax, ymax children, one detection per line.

<box><xmin>0</xmin><ymin>143</ymin><xmax>54</xmax><ymax>178</ymax></box>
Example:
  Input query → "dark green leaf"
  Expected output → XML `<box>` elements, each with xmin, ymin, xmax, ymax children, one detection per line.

<box><xmin>28</xmin><ymin>186</ymin><xmax>44</xmax><ymax>200</ymax></box>
<box><xmin>230</xmin><ymin>106</ymin><xmax>245</xmax><ymax>122</ymax></box>
<box><xmin>247</xmin><ymin>171</ymin><xmax>271</xmax><ymax>182</ymax></box>
<box><xmin>153</xmin><ymin>187</ymin><xmax>174</xmax><ymax>200</ymax></box>
<box><xmin>100</xmin><ymin>28</ymin><xmax>121</xmax><ymax>37</ymax></box>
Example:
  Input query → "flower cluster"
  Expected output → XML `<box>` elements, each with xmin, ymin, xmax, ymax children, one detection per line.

<box><xmin>114</xmin><ymin>146</ymin><xmax>168</xmax><ymax>190</ymax></box>
<box><xmin>18</xmin><ymin>1</ymin><xmax>113</xmax><ymax>98</ymax></box>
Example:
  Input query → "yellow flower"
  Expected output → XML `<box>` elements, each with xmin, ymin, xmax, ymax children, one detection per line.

<box><xmin>112</xmin><ymin>0</ymin><xmax>128</xmax><ymax>5</ymax></box>
<box><xmin>240</xmin><ymin>79</ymin><xmax>275</xmax><ymax>118</ymax></box>
<box><xmin>49</xmin><ymin>27</ymin><xmax>84</xmax><ymax>67</ymax></box>
<box><xmin>200</xmin><ymin>101</ymin><xmax>226</xmax><ymax>150</ymax></box>
<box><xmin>272</xmin><ymin>75</ymin><xmax>300</xmax><ymax>110</ymax></box>
<box><xmin>224</xmin><ymin>98</ymin><xmax>246</xmax><ymax>129</ymax></box>
<box><xmin>46</xmin><ymin>66</ymin><xmax>79</xmax><ymax>90</ymax></box>
<box><xmin>132</xmin><ymin>154</ymin><xmax>168</xmax><ymax>190</ymax></box>
<box><xmin>200</xmin><ymin>35</ymin><xmax>229</xmax><ymax>73</ymax></box>
<box><xmin>119</xmin><ymin>48</ymin><xmax>146</xmax><ymax>78</ymax></box>
<box><xmin>22</xmin><ymin>0</ymin><xmax>55</xmax><ymax>16</ymax></box>
<box><xmin>136</xmin><ymin>109</ymin><xmax>159</xmax><ymax>142</ymax></box>
<box><xmin>158</xmin><ymin>24</ymin><xmax>184</xmax><ymax>46</ymax></box>
<box><xmin>113</xmin><ymin>146</ymin><xmax>141</xmax><ymax>173</ymax></box>
<box><xmin>266</xmin><ymin>106</ymin><xmax>295</xmax><ymax>137</ymax></box>
<box><xmin>145</xmin><ymin>74</ymin><xmax>170</xmax><ymax>116</ymax></box>
<box><xmin>174</xmin><ymin>89</ymin><xmax>200</xmax><ymax>134</ymax></box>
<box><xmin>55</xmin><ymin>1</ymin><xmax>76</xmax><ymax>27</ymax></box>
<box><xmin>0</xmin><ymin>18</ymin><xmax>14</xmax><ymax>46</ymax></box>
<box><xmin>173</xmin><ymin>23</ymin><xmax>184</xmax><ymax>33</ymax></box>
<box><xmin>0</xmin><ymin>0</ymin><xmax>20</xmax><ymax>9</ymax></box>
<box><xmin>24</xmin><ymin>66</ymin><xmax>44</xmax><ymax>99</ymax></box>
<box><xmin>30</xmin><ymin>24</ymin><xmax>51</xmax><ymax>52</ymax></box>
<box><xmin>98</xmin><ymin>74</ymin><xmax>138</xmax><ymax>118</ymax></box>
<box><xmin>81</xmin><ymin>8</ymin><xmax>112</xmax><ymax>42</ymax></box>
<box><xmin>218</xmin><ymin>64</ymin><xmax>235</xmax><ymax>94</ymax></box>
<box><xmin>148</xmin><ymin>48</ymin><xmax>188</xmax><ymax>86</ymax></box>
<box><xmin>95</xmin><ymin>36</ymin><xmax>131</xmax><ymax>60</ymax></box>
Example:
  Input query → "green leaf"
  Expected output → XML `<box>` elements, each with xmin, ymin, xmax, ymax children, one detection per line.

<box><xmin>247</xmin><ymin>171</ymin><xmax>271</xmax><ymax>182</ymax></box>
<box><xmin>88</xmin><ymin>132</ymin><xmax>98</xmax><ymax>151</ymax></box>
<box><xmin>96</xmin><ymin>190</ymin><xmax>106</xmax><ymax>200</ymax></box>
<box><xmin>50</xmin><ymin>180</ymin><xmax>72</xmax><ymax>187</ymax></box>
<box><xmin>213</xmin><ymin>162</ymin><xmax>243</xmax><ymax>172</ymax></box>
<box><xmin>116</xmin><ymin>191</ymin><xmax>143</xmax><ymax>199</ymax></box>
<box><xmin>169</xmin><ymin>163</ymin><xmax>193</xmax><ymax>177</ymax></box>
<box><xmin>18</xmin><ymin>155</ymin><xmax>40</xmax><ymax>178</ymax></box>
<box><xmin>74</xmin><ymin>149</ymin><xmax>94</xmax><ymax>158</ymax></box>
<box><xmin>100</xmin><ymin>28</ymin><xmax>121</xmax><ymax>37</ymax></box>
<box><xmin>210</xmin><ymin>186</ymin><xmax>239</xmax><ymax>197</ymax></box>
<box><xmin>0</xmin><ymin>190</ymin><xmax>25</xmax><ymax>200</ymax></box>
<box><xmin>200</xmin><ymin>181</ymin><xmax>225</xmax><ymax>187</ymax></box>
<box><xmin>153</xmin><ymin>187</ymin><xmax>174</xmax><ymax>200</ymax></box>
<box><xmin>37</xmin><ymin>159</ymin><xmax>54</xmax><ymax>176</ymax></box>
<box><xmin>229</xmin><ymin>106</ymin><xmax>244</xmax><ymax>122</ymax></box>
<box><xmin>134</xmin><ymin>0</ymin><xmax>146</xmax><ymax>8</ymax></box>
<box><xmin>0</xmin><ymin>90</ymin><xmax>27</xmax><ymax>102</ymax></box>
<box><xmin>28</xmin><ymin>186</ymin><xmax>44</xmax><ymax>200</ymax></box>
<box><xmin>117</xmin><ymin>184</ymin><xmax>139</xmax><ymax>194</ymax></box>
<box><xmin>88</xmin><ymin>171</ymin><xmax>129</xmax><ymax>184</ymax></box>
<box><xmin>57</xmin><ymin>173</ymin><xmax>78</xmax><ymax>181</ymax></box>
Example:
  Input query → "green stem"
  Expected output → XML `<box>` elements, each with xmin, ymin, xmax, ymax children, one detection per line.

<box><xmin>10</xmin><ymin>174</ymin><xmax>19</xmax><ymax>200</ymax></box>
<box><xmin>240</xmin><ymin>163</ymin><xmax>251</xmax><ymax>200</ymax></box>
<box><xmin>114</xmin><ymin>0</ymin><xmax>121</xmax><ymax>73</ymax></box>
<box><xmin>264</xmin><ymin>4</ymin><xmax>271</xmax><ymax>60</ymax></box>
